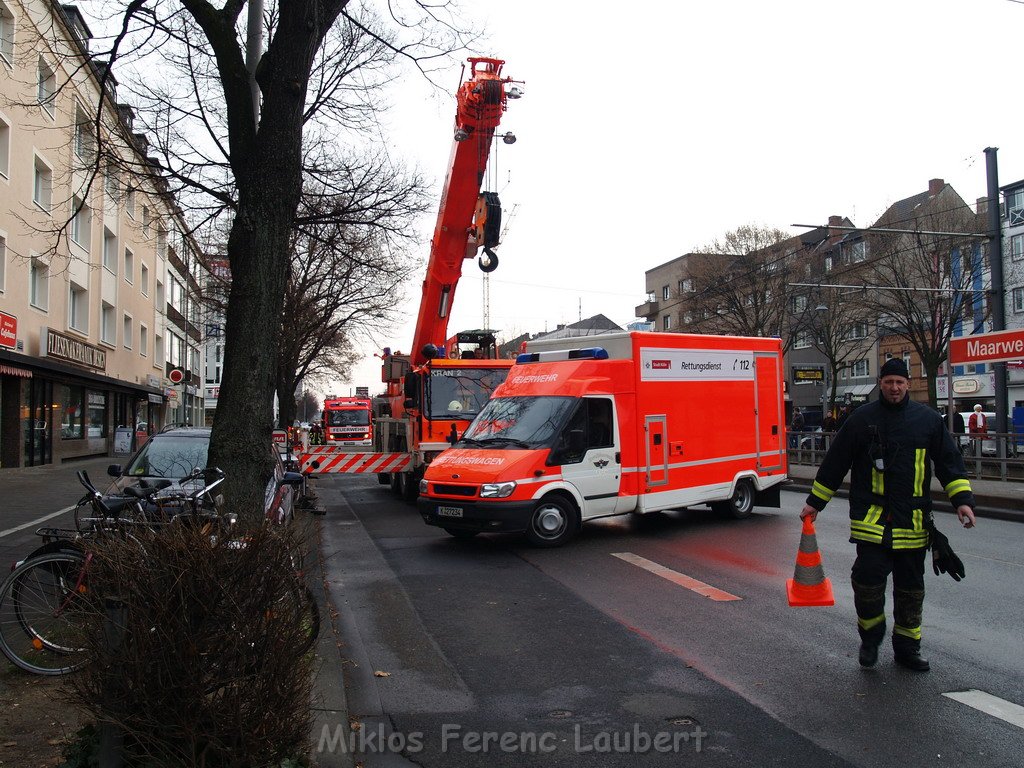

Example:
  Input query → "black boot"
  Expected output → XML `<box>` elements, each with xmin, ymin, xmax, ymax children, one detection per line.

<box><xmin>858</xmin><ymin>641</ymin><xmax>879</xmax><ymax>667</ymax></box>
<box><xmin>893</xmin><ymin>648</ymin><xmax>930</xmax><ymax>672</ymax></box>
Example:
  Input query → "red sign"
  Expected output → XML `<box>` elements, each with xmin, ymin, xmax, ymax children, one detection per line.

<box><xmin>272</xmin><ymin>429</ymin><xmax>288</xmax><ymax>445</ymax></box>
<box><xmin>949</xmin><ymin>328</ymin><xmax>1024</xmax><ymax>366</ymax></box>
<box><xmin>0</xmin><ymin>311</ymin><xmax>17</xmax><ymax>349</ymax></box>
<box><xmin>168</xmin><ymin>368</ymin><xmax>185</xmax><ymax>384</ymax></box>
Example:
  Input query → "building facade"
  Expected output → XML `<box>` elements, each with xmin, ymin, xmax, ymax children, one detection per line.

<box><xmin>0</xmin><ymin>0</ymin><xmax>202</xmax><ymax>466</ymax></box>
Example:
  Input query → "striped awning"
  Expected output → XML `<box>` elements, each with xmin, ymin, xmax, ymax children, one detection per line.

<box><xmin>0</xmin><ymin>364</ymin><xmax>32</xmax><ymax>378</ymax></box>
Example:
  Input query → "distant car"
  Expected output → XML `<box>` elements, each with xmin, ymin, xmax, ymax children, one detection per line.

<box><xmin>108</xmin><ymin>426</ymin><xmax>297</xmax><ymax>522</ymax></box>
<box><xmin>798</xmin><ymin>427</ymin><xmax>824</xmax><ymax>450</ymax></box>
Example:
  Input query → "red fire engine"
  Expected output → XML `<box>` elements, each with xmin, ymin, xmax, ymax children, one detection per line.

<box><xmin>321</xmin><ymin>397</ymin><xmax>372</xmax><ymax>446</ymax></box>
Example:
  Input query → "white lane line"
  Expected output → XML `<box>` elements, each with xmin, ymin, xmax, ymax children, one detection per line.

<box><xmin>943</xmin><ymin>690</ymin><xmax>1024</xmax><ymax>729</ymax></box>
<box><xmin>0</xmin><ymin>505</ymin><xmax>76</xmax><ymax>539</ymax></box>
<box><xmin>611</xmin><ymin>552</ymin><xmax>742</xmax><ymax>601</ymax></box>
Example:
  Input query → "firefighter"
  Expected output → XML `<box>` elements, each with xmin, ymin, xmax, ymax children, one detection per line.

<box><xmin>800</xmin><ymin>357</ymin><xmax>976</xmax><ymax>672</ymax></box>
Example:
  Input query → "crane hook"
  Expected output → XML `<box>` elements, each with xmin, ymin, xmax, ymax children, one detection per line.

<box><xmin>478</xmin><ymin>247</ymin><xmax>499</xmax><ymax>273</ymax></box>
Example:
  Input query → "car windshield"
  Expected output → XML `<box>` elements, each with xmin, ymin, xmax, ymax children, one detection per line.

<box><xmin>427</xmin><ymin>367</ymin><xmax>510</xmax><ymax>419</ymax></box>
<box><xmin>124</xmin><ymin>434</ymin><xmax>209</xmax><ymax>479</ymax></box>
<box><xmin>459</xmin><ymin>396</ymin><xmax>576</xmax><ymax>450</ymax></box>
<box><xmin>326</xmin><ymin>409</ymin><xmax>369</xmax><ymax>427</ymax></box>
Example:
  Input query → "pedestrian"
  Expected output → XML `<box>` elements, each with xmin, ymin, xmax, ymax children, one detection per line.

<box><xmin>949</xmin><ymin>404</ymin><xmax>966</xmax><ymax>454</ymax></box>
<box><xmin>800</xmin><ymin>357</ymin><xmax>976</xmax><ymax>672</ymax></box>
<box><xmin>790</xmin><ymin>408</ymin><xmax>805</xmax><ymax>448</ymax></box>
<box><xmin>968</xmin><ymin>404</ymin><xmax>987</xmax><ymax>449</ymax></box>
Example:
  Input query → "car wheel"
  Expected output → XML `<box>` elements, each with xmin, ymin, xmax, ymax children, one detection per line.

<box><xmin>712</xmin><ymin>478</ymin><xmax>755</xmax><ymax>519</ymax></box>
<box><xmin>526</xmin><ymin>495</ymin><xmax>579</xmax><ymax>548</ymax></box>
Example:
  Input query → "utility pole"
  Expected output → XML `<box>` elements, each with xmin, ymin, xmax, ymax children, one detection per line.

<box><xmin>984</xmin><ymin>147</ymin><xmax>1009</xmax><ymax>437</ymax></box>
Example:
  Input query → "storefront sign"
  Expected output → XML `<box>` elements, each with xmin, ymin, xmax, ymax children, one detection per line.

<box><xmin>792</xmin><ymin>367</ymin><xmax>824</xmax><ymax>383</ymax></box>
<box><xmin>0</xmin><ymin>311</ymin><xmax>16</xmax><ymax>349</ymax></box>
<box><xmin>41</xmin><ymin>328</ymin><xmax>106</xmax><ymax>371</ymax></box>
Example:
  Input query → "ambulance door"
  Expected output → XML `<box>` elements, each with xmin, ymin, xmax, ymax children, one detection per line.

<box><xmin>558</xmin><ymin>398</ymin><xmax>620</xmax><ymax>518</ymax></box>
<box><xmin>645</xmin><ymin>415</ymin><xmax>668</xmax><ymax>488</ymax></box>
<box><xmin>754</xmin><ymin>352</ymin><xmax>784</xmax><ymax>471</ymax></box>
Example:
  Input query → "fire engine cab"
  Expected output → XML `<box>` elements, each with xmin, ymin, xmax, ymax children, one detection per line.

<box><xmin>418</xmin><ymin>331</ymin><xmax>788</xmax><ymax>546</ymax></box>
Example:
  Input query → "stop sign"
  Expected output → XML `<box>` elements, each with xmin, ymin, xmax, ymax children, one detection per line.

<box><xmin>168</xmin><ymin>368</ymin><xmax>185</xmax><ymax>384</ymax></box>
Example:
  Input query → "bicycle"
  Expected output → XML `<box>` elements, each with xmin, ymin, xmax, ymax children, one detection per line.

<box><xmin>0</xmin><ymin>468</ymin><xmax>229</xmax><ymax>676</ymax></box>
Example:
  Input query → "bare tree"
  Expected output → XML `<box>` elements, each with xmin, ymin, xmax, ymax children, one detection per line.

<box><xmin>55</xmin><ymin>0</ymin><xmax>478</xmax><ymax>513</ymax></box>
<box><xmin>805</xmin><ymin>286</ymin><xmax>877</xmax><ymax>414</ymax></box>
<box><xmin>857</xmin><ymin>190</ymin><xmax>988</xmax><ymax>407</ymax></box>
<box><xmin>274</xmin><ymin>191</ymin><xmax>422</xmax><ymax>428</ymax></box>
<box><xmin>684</xmin><ymin>224</ymin><xmax>808</xmax><ymax>351</ymax></box>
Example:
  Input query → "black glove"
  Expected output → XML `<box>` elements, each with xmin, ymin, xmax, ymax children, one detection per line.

<box><xmin>930</xmin><ymin>527</ymin><xmax>965</xmax><ymax>581</ymax></box>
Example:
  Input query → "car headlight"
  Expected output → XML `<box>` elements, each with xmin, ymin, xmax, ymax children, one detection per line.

<box><xmin>419</xmin><ymin>479</ymin><xmax>428</xmax><ymax>494</ymax></box>
<box><xmin>480</xmin><ymin>481</ymin><xmax>516</xmax><ymax>498</ymax></box>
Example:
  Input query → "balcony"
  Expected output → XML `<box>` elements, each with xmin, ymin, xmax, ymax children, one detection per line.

<box><xmin>635</xmin><ymin>299</ymin><xmax>660</xmax><ymax>318</ymax></box>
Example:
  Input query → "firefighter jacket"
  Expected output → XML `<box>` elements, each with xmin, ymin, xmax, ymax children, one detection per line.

<box><xmin>805</xmin><ymin>393</ymin><xmax>975</xmax><ymax>550</ymax></box>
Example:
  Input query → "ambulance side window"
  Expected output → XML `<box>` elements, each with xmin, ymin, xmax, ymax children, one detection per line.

<box><xmin>551</xmin><ymin>402</ymin><xmax>588</xmax><ymax>465</ymax></box>
<box><xmin>588</xmin><ymin>398</ymin><xmax>613</xmax><ymax>448</ymax></box>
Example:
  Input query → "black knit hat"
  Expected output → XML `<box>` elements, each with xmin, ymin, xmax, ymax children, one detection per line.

<box><xmin>879</xmin><ymin>357</ymin><xmax>910</xmax><ymax>379</ymax></box>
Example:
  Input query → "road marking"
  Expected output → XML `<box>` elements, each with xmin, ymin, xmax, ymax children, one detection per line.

<box><xmin>943</xmin><ymin>690</ymin><xmax>1024</xmax><ymax>729</ymax></box>
<box><xmin>0</xmin><ymin>506</ymin><xmax>76</xmax><ymax>539</ymax></box>
<box><xmin>611</xmin><ymin>552</ymin><xmax>742</xmax><ymax>601</ymax></box>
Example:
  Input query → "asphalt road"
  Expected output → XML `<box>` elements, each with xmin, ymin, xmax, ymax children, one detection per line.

<box><xmin>316</xmin><ymin>476</ymin><xmax>1024</xmax><ymax>767</ymax></box>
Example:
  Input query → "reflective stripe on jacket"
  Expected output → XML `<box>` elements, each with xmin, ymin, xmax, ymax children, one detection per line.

<box><xmin>805</xmin><ymin>394</ymin><xmax>975</xmax><ymax>549</ymax></box>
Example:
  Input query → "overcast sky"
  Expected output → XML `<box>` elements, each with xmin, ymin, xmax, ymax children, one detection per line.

<box><xmin>316</xmin><ymin>1</ymin><xmax>1024</xmax><ymax>397</ymax></box>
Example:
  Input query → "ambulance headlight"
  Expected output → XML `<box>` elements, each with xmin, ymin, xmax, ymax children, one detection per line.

<box><xmin>419</xmin><ymin>479</ymin><xmax>429</xmax><ymax>494</ymax></box>
<box><xmin>480</xmin><ymin>481</ymin><xmax>516</xmax><ymax>498</ymax></box>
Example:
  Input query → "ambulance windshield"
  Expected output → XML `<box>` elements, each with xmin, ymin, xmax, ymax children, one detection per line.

<box><xmin>459</xmin><ymin>396</ymin><xmax>576</xmax><ymax>449</ymax></box>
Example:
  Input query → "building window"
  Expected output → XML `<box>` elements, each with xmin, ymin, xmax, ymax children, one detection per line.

<box><xmin>154</xmin><ymin>334</ymin><xmax>164</xmax><ymax>368</ymax></box>
<box><xmin>60</xmin><ymin>385</ymin><xmax>84</xmax><ymax>439</ymax></box>
<box><xmin>33</xmin><ymin>155</ymin><xmax>52</xmax><ymax>211</ymax></box>
<box><xmin>125</xmin><ymin>186</ymin><xmax>135</xmax><ymax>218</ymax></box>
<box><xmin>0</xmin><ymin>115</ymin><xmax>9</xmax><ymax>179</ymax></box>
<box><xmin>846</xmin><ymin>321</ymin><xmax>868</xmax><ymax>340</ymax></box>
<box><xmin>124</xmin><ymin>247</ymin><xmax>134</xmax><ymax>283</ymax></box>
<box><xmin>70</xmin><ymin>196</ymin><xmax>90</xmax><ymax>248</ymax></box>
<box><xmin>105</xmin><ymin>162</ymin><xmax>119</xmax><ymax>203</ymax></box>
<box><xmin>30</xmin><ymin>256</ymin><xmax>48</xmax><ymax>309</ymax></box>
<box><xmin>100</xmin><ymin>302</ymin><xmax>115</xmax><ymax>345</ymax></box>
<box><xmin>87</xmin><ymin>391</ymin><xmax>107</xmax><ymax>438</ymax></box>
<box><xmin>157</xmin><ymin>226</ymin><xmax>167</xmax><ymax>259</ymax></box>
<box><xmin>1007</xmin><ymin>189</ymin><xmax>1024</xmax><ymax>225</ymax></box>
<box><xmin>1012</xmin><ymin>287</ymin><xmax>1024</xmax><ymax>313</ymax></box>
<box><xmin>169</xmin><ymin>274</ymin><xmax>184</xmax><ymax>313</ymax></box>
<box><xmin>849</xmin><ymin>241</ymin><xmax>867</xmax><ymax>263</ymax></box>
<box><xmin>102</xmin><ymin>228</ymin><xmax>116</xmax><ymax>273</ymax></box>
<box><xmin>156</xmin><ymin>279</ymin><xmax>165</xmax><ymax>312</ymax></box>
<box><xmin>73</xmin><ymin>104</ymin><xmax>95</xmax><ymax>162</ymax></box>
<box><xmin>0</xmin><ymin>233</ymin><xmax>6</xmax><ymax>292</ymax></box>
<box><xmin>0</xmin><ymin>2</ymin><xmax>14</xmax><ymax>66</ymax></box>
<box><xmin>794</xmin><ymin>330</ymin><xmax>812</xmax><ymax>349</ymax></box>
<box><xmin>140</xmin><ymin>263</ymin><xmax>149</xmax><ymax>296</ymax></box>
<box><xmin>1010</xmin><ymin>234</ymin><xmax>1024</xmax><ymax>262</ymax></box>
<box><xmin>37</xmin><ymin>56</ymin><xmax>56</xmax><ymax>116</ymax></box>
<box><xmin>662</xmin><ymin>285</ymin><xmax>670</xmax><ymax>300</ymax></box>
<box><xmin>792</xmin><ymin>295</ymin><xmax>807</xmax><ymax>313</ymax></box>
<box><xmin>142</xmin><ymin>206</ymin><xmax>150</xmax><ymax>236</ymax></box>
<box><xmin>824</xmin><ymin>255</ymin><xmax>833</xmax><ymax>273</ymax></box>
<box><xmin>662</xmin><ymin>314</ymin><xmax>671</xmax><ymax>331</ymax></box>
<box><xmin>123</xmin><ymin>313</ymin><xmax>132</xmax><ymax>349</ymax></box>
<box><xmin>140</xmin><ymin>324</ymin><xmax>148</xmax><ymax>357</ymax></box>
<box><xmin>678</xmin><ymin>278</ymin><xmax>694</xmax><ymax>293</ymax></box>
<box><xmin>69</xmin><ymin>280</ymin><xmax>88</xmax><ymax>332</ymax></box>
<box><xmin>851</xmin><ymin>358</ymin><xmax>870</xmax><ymax>377</ymax></box>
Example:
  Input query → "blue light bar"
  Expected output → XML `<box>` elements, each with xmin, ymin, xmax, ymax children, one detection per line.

<box><xmin>516</xmin><ymin>347</ymin><xmax>609</xmax><ymax>364</ymax></box>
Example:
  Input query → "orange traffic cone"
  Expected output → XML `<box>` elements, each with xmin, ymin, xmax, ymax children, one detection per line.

<box><xmin>786</xmin><ymin>516</ymin><xmax>835</xmax><ymax>607</ymax></box>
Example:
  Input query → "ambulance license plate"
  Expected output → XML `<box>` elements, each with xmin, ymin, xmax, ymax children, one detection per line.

<box><xmin>437</xmin><ymin>506</ymin><xmax>463</xmax><ymax>518</ymax></box>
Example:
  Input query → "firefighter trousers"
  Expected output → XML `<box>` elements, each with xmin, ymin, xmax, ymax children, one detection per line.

<box><xmin>851</xmin><ymin>543</ymin><xmax>926</xmax><ymax>653</ymax></box>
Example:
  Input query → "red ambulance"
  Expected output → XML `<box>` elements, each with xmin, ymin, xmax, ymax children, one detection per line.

<box><xmin>417</xmin><ymin>331</ymin><xmax>788</xmax><ymax>546</ymax></box>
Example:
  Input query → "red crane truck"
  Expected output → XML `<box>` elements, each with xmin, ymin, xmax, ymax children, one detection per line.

<box><xmin>301</xmin><ymin>57</ymin><xmax>523</xmax><ymax>499</ymax></box>
<box><xmin>417</xmin><ymin>331</ymin><xmax>788</xmax><ymax>546</ymax></box>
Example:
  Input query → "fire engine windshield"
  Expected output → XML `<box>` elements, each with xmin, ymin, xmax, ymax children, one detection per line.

<box><xmin>427</xmin><ymin>367</ymin><xmax>510</xmax><ymax>419</ymax></box>
<box><xmin>458</xmin><ymin>396</ymin><xmax>576</xmax><ymax>449</ymax></box>
<box><xmin>326</xmin><ymin>409</ymin><xmax>369</xmax><ymax>427</ymax></box>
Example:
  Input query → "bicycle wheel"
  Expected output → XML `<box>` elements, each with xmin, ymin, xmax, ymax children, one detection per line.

<box><xmin>0</xmin><ymin>552</ymin><xmax>91</xmax><ymax>675</ymax></box>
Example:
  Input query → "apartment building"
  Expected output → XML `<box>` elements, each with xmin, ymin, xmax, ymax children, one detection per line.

<box><xmin>0</xmin><ymin>0</ymin><xmax>201</xmax><ymax>466</ymax></box>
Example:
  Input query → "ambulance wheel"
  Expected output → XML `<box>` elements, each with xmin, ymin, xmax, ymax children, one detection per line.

<box><xmin>396</xmin><ymin>471</ymin><xmax>419</xmax><ymax>503</ymax></box>
<box><xmin>713</xmin><ymin>478</ymin><xmax>755</xmax><ymax>519</ymax></box>
<box><xmin>443</xmin><ymin>528</ymin><xmax>479</xmax><ymax>540</ymax></box>
<box><xmin>526</xmin><ymin>496</ymin><xmax>578</xmax><ymax>548</ymax></box>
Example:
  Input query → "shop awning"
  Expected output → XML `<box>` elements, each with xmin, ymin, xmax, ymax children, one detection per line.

<box><xmin>838</xmin><ymin>383</ymin><xmax>875</xmax><ymax>397</ymax></box>
<box><xmin>0</xmin><ymin>364</ymin><xmax>32</xmax><ymax>378</ymax></box>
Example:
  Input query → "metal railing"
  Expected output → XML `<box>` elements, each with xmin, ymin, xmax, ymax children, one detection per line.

<box><xmin>787</xmin><ymin>430</ymin><xmax>1024</xmax><ymax>483</ymax></box>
